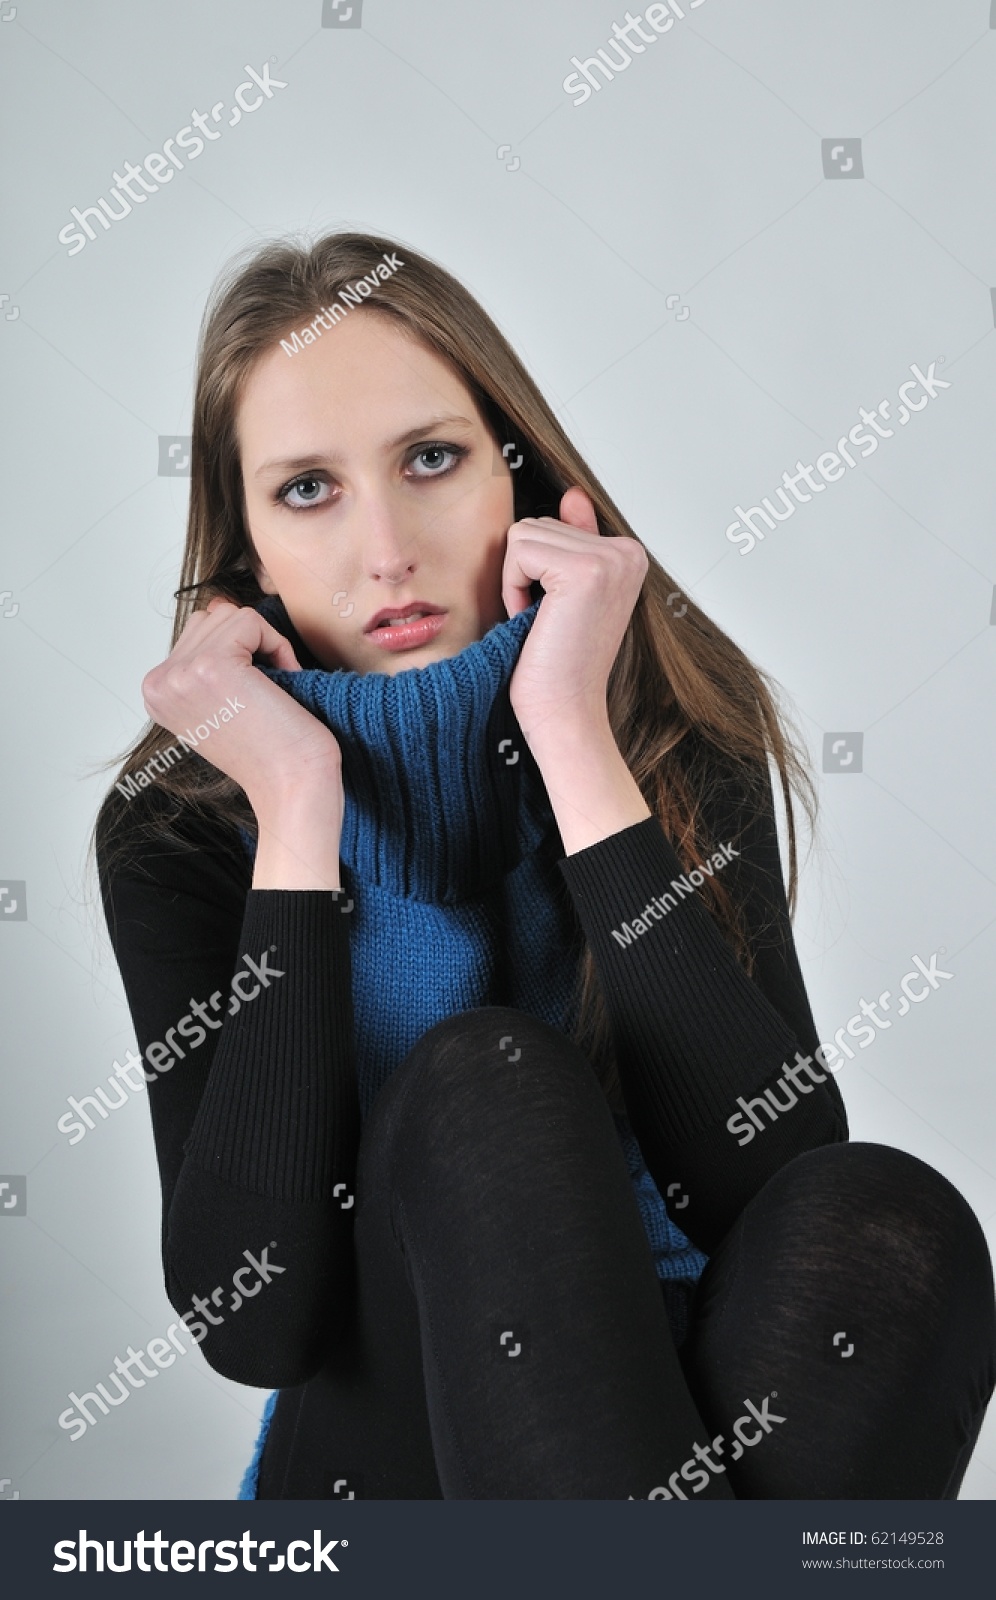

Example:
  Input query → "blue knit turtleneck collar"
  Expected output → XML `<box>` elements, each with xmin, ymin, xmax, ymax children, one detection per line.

<box><xmin>256</xmin><ymin>598</ymin><xmax>556</xmax><ymax>905</ymax></box>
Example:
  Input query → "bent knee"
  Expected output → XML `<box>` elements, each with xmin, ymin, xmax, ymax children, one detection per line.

<box><xmin>783</xmin><ymin>1140</ymin><xmax>972</xmax><ymax>1211</ymax></box>
<box><xmin>770</xmin><ymin>1141</ymin><xmax>993</xmax><ymax>1277</ymax></box>
<box><xmin>374</xmin><ymin>1006</ymin><xmax>597</xmax><ymax>1130</ymax></box>
<box><xmin>401</xmin><ymin>1006</ymin><xmax>579</xmax><ymax>1078</ymax></box>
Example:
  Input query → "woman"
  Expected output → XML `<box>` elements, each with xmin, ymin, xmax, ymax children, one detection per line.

<box><xmin>96</xmin><ymin>231</ymin><xmax>995</xmax><ymax>1500</ymax></box>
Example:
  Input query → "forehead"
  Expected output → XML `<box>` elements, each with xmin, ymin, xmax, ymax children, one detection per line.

<box><xmin>237</xmin><ymin>310</ymin><xmax>479</xmax><ymax>457</ymax></box>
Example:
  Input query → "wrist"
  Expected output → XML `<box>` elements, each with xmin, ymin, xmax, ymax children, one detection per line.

<box><xmin>250</xmin><ymin>782</ymin><xmax>344</xmax><ymax>891</ymax></box>
<box><xmin>514</xmin><ymin>687</ymin><xmax>612</xmax><ymax>749</ymax></box>
<box><xmin>525</xmin><ymin>717</ymin><xmax>651</xmax><ymax>857</ymax></box>
<box><xmin>523</xmin><ymin>697</ymin><xmax>622</xmax><ymax>775</ymax></box>
<box><xmin>248</xmin><ymin>756</ymin><xmax>341</xmax><ymax>823</ymax></box>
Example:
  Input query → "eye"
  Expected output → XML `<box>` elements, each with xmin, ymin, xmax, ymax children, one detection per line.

<box><xmin>406</xmin><ymin>443</ymin><xmax>467</xmax><ymax>479</ymax></box>
<box><xmin>276</xmin><ymin>474</ymin><xmax>333</xmax><ymax>511</ymax></box>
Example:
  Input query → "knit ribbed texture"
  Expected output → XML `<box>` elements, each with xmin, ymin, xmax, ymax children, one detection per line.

<box><xmin>261</xmin><ymin>601</ymin><xmax>547</xmax><ymax>908</ymax></box>
<box><xmin>559</xmin><ymin>816</ymin><xmax>803</xmax><ymax>1146</ymax></box>
<box><xmin>262</xmin><ymin>602</ymin><xmax>541</xmax><ymax>902</ymax></box>
<box><xmin>184</xmin><ymin>889</ymin><xmax>360</xmax><ymax>1203</ymax></box>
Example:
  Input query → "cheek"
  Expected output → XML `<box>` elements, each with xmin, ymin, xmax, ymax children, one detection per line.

<box><xmin>467</xmin><ymin>476</ymin><xmax>515</xmax><ymax>539</ymax></box>
<box><xmin>251</xmin><ymin>509</ymin><xmax>343</xmax><ymax>587</ymax></box>
<box><xmin>244</xmin><ymin>498</ymin><xmax>284</xmax><ymax>568</ymax></box>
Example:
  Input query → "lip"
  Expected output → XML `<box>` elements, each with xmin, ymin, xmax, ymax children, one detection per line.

<box><xmin>363</xmin><ymin>603</ymin><xmax>447</xmax><ymax>653</ymax></box>
<box><xmin>365</xmin><ymin>601</ymin><xmax>448</xmax><ymax>633</ymax></box>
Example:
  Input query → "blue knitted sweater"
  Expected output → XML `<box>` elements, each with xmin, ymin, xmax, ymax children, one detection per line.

<box><xmin>236</xmin><ymin>601</ymin><xmax>707</xmax><ymax>1497</ymax></box>
<box><xmin>250</xmin><ymin>601</ymin><xmax>705</xmax><ymax>1275</ymax></box>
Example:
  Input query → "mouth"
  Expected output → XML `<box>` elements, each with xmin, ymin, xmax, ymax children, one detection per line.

<box><xmin>363</xmin><ymin>603</ymin><xmax>447</xmax><ymax>652</ymax></box>
<box><xmin>364</xmin><ymin>602</ymin><xmax>445</xmax><ymax>632</ymax></box>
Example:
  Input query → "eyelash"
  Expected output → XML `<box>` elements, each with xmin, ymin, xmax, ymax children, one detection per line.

<box><xmin>274</xmin><ymin>443</ymin><xmax>469</xmax><ymax>512</ymax></box>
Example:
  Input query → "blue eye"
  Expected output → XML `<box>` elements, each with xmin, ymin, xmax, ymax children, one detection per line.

<box><xmin>278</xmin><ymin>475</ymin><xmax>331</xmax><ymax>510</ymax></box>
<box><xmin>407</xmin><ymin>444</ymin><xmax>466</xmax><ymax>478</ymax></box>
<box><xmin>274</xmin><ymin>444</ymin><xmax>467</xmax><ymax>510</ymax></box>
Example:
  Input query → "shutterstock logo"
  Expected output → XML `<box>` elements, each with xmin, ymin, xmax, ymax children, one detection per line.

<box><xmin>563</xmin><ymin>4</ymin><xmax>710</xmax><ymax>107</ymax></box>
<box><xmin>727</xmin><ymin>951</ymin><xmax>954</xmax><ymax>1146</ymax></box>
<box><xmin>822</xmin><ymin>138</ymin><xmax>863</xmax><ymax>179</ymax></box>
<box><xmin>0</xmin><ymin>1176</ymin><xmax>27</xmax><ymax>1215</ymax></box>
<box><xmin>58</xmin><ymin>63</ymin><xmax>287</xmax><ymax>256</ymax></box>
<box><xmin>725</xmin><ymin>359</ymin><xmax>951</xmax><ymax>556</ymax></box>
<box><xmin>158</xmin><ymin>436</ymin><xmax>191</xmax><ymax>475</ymax></box>
<box><xmin>323</xmin><ymin>0</ymin><xmax>363</xmax><ymax>23</ymax></box>
<box><xmin>53</xmin><ymin>1529</ymin><xmax>345</xmax><ymax>1574</ymax></box>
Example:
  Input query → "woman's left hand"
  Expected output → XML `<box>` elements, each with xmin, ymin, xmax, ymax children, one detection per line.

<box><xmin>505</xmin><ymin>487</ymin><xmax>648</xmax><ymax>750</ymax></box>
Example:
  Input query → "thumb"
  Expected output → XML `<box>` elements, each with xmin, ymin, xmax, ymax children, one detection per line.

<box><xmin>558</xmin><ymin>485</ymin><xmax>600</xmax><ymax>536</ymax></box>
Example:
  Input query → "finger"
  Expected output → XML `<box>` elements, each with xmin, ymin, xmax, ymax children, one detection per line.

<box><xmin>501</xmin><ymin>524</ymin><xmax>601</xmax><ymax>616</ymax></box>
<box><xmin>202</xmin><ymin>599</ymin><xmax>303</xmax><ymax>672</ymax></box>
<box><xmin>558</xmin><ymin>486</ymin><xmax>600</xmax><ymax>536</ymax></box>
<box><xmin>253</xmin><ymin>614</ymin><xmax>302</xmax><ymax>672</ymax></box>
<box><xmin>183</xmin><ymin>601</ymin><xmax>302</xmax><ymax>672</ymax></box>
<box><xmin>499</xmin><ymin>531</ymin><xmax>538</xmax><ymax>617</ymax></box>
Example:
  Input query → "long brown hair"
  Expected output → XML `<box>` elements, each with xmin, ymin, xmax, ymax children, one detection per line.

<box><xmin>95</xmin><ymin>230</ymin><xmax>817</xmax><ymax>1115</ymax></box>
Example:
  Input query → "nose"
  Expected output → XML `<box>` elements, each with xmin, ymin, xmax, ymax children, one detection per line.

<box><xmin>363</xmin><ymin>501</ymin><xmax>420</xmax><ymax>585</ymax></box>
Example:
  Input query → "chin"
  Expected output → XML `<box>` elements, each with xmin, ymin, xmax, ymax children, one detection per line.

<box><xmin>385</xmin><ymin>641</ymin><xmax>459</xmax><ymax>672</ymax></box>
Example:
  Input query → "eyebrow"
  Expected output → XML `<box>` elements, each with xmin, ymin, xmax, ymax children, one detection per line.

<box><xmin>253</xmin><ymin>415</ymin><xmax>478</xmax><ymax>477</ymax></box>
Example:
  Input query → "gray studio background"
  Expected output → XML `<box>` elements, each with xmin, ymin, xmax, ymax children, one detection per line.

<box><xmin>1</xmin><ymin>0</ymin><xmax>994</xmax><ymax>1500</ymax></box>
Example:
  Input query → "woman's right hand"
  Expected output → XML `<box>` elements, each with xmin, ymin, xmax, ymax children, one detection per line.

<box><xmin>142</xmin><ymin>598</ymin><xmax>345</xmax><ymax>889</ymax></box>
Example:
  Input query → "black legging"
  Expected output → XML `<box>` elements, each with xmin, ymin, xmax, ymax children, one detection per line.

<box><xmin>256</xmin><ymin>1007</ymin><xmax>996</xmax><ymax>1500</ymax></box>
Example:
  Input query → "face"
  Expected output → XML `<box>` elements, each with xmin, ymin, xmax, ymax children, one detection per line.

<box><xmin>237</xmin><ymin>308</ymin><xmax>516</xmax><ymax>673</ymax></box>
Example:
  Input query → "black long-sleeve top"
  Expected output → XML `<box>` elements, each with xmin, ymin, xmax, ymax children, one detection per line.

<box><xmin>96</xmin><ymin>750</ymin><xmax>846</xmax><ymax>1394</ymax></box>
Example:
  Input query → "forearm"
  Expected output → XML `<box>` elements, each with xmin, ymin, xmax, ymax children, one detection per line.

<box><xmin>559</xmin><ymin>814</ymin><xmax>848</xmax><ymax>1248</ymax></box>
<box><xmin>165</xmin><ymin>892</ymin><xmax>359</xmax><ymax>1381</ymax></box>
<box><xmin>99</xmin><ymin>813</ymin><xmax>359</xmax><ymax>1382</ymax></box>
<box><xmin>561</xmin><ymin>817</ymin><xmax>840</xmax><ymax>1135</ymax></box>
<box><xmin>179</xmin><ymin>889</ymin><xmax>359</xmax><ymax>1205</ymax></box>
<box><xmin>527</xmin><ymin>712</ymin><xmax>650</xmax><ymax>857</ymax></box>
<box><xmin>250</xmin><ymin>779</ymin><xmax>344</xmax><ymax>890</ymax></box>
